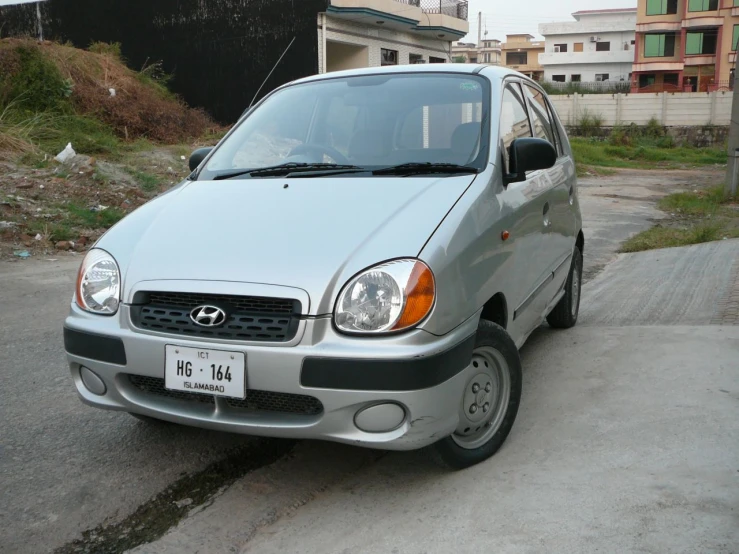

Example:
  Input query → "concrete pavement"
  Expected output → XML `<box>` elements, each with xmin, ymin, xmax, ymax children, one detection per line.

<box><xmin>136</xmin><ymin>241</ymin><xmax>739</xmax><ymax>554</ymax></box>
<box><xmin>0</xmin><ymin>258</ymin><xmax>284</xmax><ymax>554</ymax></box>
<box><xmin>1</xmin><ymin>168</ymin><xmax>734</xmax><ymax>553</ymax></box>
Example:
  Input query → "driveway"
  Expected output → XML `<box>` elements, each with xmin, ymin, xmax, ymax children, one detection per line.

<box><xmin>1</xmin><ymin>168</ymin><xmax>736</xmax><ymax>553</ymax></box>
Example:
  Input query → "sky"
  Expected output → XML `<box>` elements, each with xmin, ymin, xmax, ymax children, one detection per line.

<box><xmin>462</xmin><ymin>0</ymin><xmax>637</xmax><ymax>43</ymax></box>
<box><xmin>0</xmin><ymin>0</ymin><xmax>46</xmax><ymax>5</ymax></box>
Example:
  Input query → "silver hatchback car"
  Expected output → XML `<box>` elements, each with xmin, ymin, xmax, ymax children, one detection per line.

<box><xmin>64</xmin><ymin>65</ymin><xmax>583</xmax><ymax>469</ymax></box>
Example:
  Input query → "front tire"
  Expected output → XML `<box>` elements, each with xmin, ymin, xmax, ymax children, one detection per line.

<box><xmin>546</xmin><ymin>247</ymin><xmax>582</xmax><ymax>329</ymax></box>
<box><xmin>431</xmin><ymin>320</ymin><xmax>522</xmax><ymax>470</ymax></box>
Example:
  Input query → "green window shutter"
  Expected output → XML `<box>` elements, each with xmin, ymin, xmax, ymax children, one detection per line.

<box><xmin>645</xmin><ymin>34</ymin><xmax>664</xmax><ymax>57</ymax></box>
<box><xmin>685</xmin><ymin>33</ymin><xmax>703</xmax><ymax>55</ymax></box>
<box><xmin>646</xmin><ymin>0</ymin><xmax>666</xmax><ymax>15</ymax></box>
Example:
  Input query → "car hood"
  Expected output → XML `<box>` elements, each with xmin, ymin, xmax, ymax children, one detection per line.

<box><xmin>99</xmin><ymin>175</ymin><xmax>476</xmax><ymax>315</ymax></box>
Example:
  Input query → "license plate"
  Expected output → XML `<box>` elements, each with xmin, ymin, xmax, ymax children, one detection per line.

<box><xmin>164</xmin><ymin>345</ymin><xmax>246</xmax><ymax>399</ymax></box>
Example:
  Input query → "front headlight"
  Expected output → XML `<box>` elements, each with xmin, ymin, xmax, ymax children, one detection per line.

<box><xmin>334</xmin><ymin>259</ymin><xmax>435</xmax><ymax>334</ymax></box>
<box><xmin>75</xmin><ymin>248</ymin><xmax>121</xmax><ymax>315</ymax></box>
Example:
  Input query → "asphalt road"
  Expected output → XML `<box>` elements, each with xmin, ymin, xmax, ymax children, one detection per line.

<box><xmin>0</xmin><ymin>168</ymin><xmax>728</xmax><ymax>553</ymax></box>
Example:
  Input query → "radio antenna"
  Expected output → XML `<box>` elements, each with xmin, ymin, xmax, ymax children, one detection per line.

<box><xmin>249</xmin><ymin>36</ymin><xmax>296</xmax><ymax>109</ymax></box>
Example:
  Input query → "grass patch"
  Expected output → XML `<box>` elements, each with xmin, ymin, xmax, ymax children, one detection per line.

<box><xmin>620</xmin><ymin>224</ymin><xmax>733</xmax><ymax>252</ymax></box>
<box><xmin>621</xmin><ymin>187</ymin><xmax>739</xmax><ymax>252</ymax></box>
<box><xmin>26</xmin><ymin>202</ymin><xmax>127</xmax><ymax>242</ymax></box>
<box><xmin>658</xmin><ymin>185</ymin><xmax>726</xmax><ymax>217</ymax></box>
<box><xmin>66</xmin><ymin>203</ymin><xmax>126</xmax><ymax>228</ymax></box>
<box><xmin>571</xmin><ymin>137</ymin><xmax>727</xmax><ymax>170</ymax></box>
<box><xmin>125</xmin><ymin>168</ymin><xmax>163</xmax><ymax>192</ymax></box>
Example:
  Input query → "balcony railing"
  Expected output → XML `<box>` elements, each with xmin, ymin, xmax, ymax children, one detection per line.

<box><xmin>401</xmin><ymin>0</ymin><xmax>469</xmax><ymax>20</ymax></box>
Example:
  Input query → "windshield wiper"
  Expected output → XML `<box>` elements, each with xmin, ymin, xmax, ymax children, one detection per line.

<box><xmin>212</xmin><ymin>163</ymin><xmax>363</xmax><ymax>180</ymax></box>
<box><xmin>372</xmin><ymin>163</ymin><xmax>479</xmax><ymax>176</ymax></box>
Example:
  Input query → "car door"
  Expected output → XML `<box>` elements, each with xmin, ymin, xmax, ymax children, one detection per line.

<box><xmin>521</xmin><ymin>83</ymin><xmax>575</xmax><ymax>313</ymax></box>
<box><xmin>496</xmin><ymin>81</ymin><xmax>550</xmax><ymax>337</ymax></box>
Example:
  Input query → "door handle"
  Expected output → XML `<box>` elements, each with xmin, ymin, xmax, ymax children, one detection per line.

<box><xmin>569</xmin><ymin>185</ymin><xmax>575</xmax><ymax>205</ymax></box>
<box><xmin>543</xmin><ymin>202</ymin><xmax>551</xmax><ymax>227</ymax></box>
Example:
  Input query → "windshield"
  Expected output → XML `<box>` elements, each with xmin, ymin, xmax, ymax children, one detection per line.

<box><xmin>199</xmin><ymin>73</ymin><xmax>490</xmax><ymax>179</ymax></box>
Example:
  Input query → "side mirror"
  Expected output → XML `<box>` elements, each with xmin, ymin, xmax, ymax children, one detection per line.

<box><xmin>504</xmin><ymin>138</ymin><xmax>557</xmax><ymax>185</ymax></box>
<box><xmin>189</xmin><ymin>147</ymin><xmax>214</xmax><ymax>172</ymax></box>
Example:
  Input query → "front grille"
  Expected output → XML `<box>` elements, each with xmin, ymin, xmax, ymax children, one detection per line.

<box><xmin>128</xmin><ymin>375</ymin><xmax>324</xmax><ymax>416</ymax></box>
<box><xmin>130</xmin><ymin>292</ymin><xmax>301</xmax><ymax>342</ymax></box>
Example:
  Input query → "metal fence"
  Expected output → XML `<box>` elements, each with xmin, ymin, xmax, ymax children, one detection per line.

<box><xmin>405</xmin><ymin>0</ymin><xmax>469</xmax><ymax>20</ymax></box>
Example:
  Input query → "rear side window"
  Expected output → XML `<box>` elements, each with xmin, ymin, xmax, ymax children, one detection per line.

<box><xmin>500</xmin><ymin>84</ymin><xmax>532</xmax><ymax>174</ymax></box>
<box><xmin>523</xmin><ymin>85</ymin><xmax>558</xmax><ymax>153</ymax></box>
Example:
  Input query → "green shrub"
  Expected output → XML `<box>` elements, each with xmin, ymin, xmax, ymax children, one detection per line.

<box><xmin>644</xmin><ymin>116</ymin><xmax>665</xmax><ymax>139</ymax></box>
<box><xmin>576</xmin><ymin>109</ymin><xmax>604</xmax><ymax>137</ymax></box>
<box><xmin>87</xmin><ymin>42</ymin><xmax>123</xmax><ymax>59</ymax></box>
<box><xmin>0</xmin><ymin>46</ymin><xmax>73</xmax><ymax>113</ymax></box>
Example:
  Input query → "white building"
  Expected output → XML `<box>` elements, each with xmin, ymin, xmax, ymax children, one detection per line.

<box><xmin>539</xmin><ymin>8</ymin><xmax>637</xmax><ymax>83</ymax></box>
<box><xmin>318</xmin><ymin>0</ymin><xmax>469</xmax><ymax>72</ymax></box>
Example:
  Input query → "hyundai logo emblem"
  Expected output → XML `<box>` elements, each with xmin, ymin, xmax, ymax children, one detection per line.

<box><xmin>189</xmin><ymin>305</ymin><xmax>227</xmax><ymax>327</ymax></box>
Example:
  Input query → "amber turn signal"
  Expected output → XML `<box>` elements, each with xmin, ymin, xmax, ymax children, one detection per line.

<box><xmin>393</xmin><ymin>261</ymin><xmax>435</xmax><ymax>331</ymax></box>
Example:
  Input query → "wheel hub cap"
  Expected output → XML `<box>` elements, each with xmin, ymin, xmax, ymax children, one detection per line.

<box><xmin>452</xmin><ymin>346</ymin><xmax>512</xmax><ymax>450</ymax></box>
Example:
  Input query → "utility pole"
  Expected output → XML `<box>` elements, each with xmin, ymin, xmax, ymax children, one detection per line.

<box><xmin>728</xmin><ymin>74</ymin><xmax>739</xmax><ymax>196</ymax></box>
<box><xmin>478</xmin><ymin>12</ymin><xmax>482</xmax><ymax>48</ymax></box>
<box><xmin>36</xmin><ymin>1</ymin><xmax>43</xmax><ymax>41</ymax></box>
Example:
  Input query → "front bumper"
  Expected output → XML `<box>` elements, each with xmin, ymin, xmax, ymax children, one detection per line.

<box><xmin>64</xmin><ymin>303</ymin><xmax>479</xmax><ymax>451</ymax></box>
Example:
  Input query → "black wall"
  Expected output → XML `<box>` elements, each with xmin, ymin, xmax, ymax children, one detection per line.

<box><xmin>0</xmin><ymin>0</ymin><xmax>328</xmax><ymax>122</ymax></box>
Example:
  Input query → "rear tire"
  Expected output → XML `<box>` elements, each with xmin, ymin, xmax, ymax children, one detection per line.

<box><xmin>430</xmin><ymin>320</ymin><xmax>522</xmax><ymax>470</ymax></box>
<box><xmin>546</xmin><ymin>247</ymin><xmax>582</xmax><ymax>329</ymax></box>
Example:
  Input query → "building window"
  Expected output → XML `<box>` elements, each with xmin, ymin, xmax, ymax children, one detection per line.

<box><xmin>732</xmin><ymin>25</ymin><xmax>739</xmax><ymax>52</ymax></box>
<box><xmin>644</xmin><ymin>33</ymin><xmax>676</xmax><ymax>57</ymax></box>
<box><xmin>381</xmin><ymin>49</ymin><xmax>398</xmax><ymax>66</ymax></box>
<box><xmin>639</xmin><ymin>74</ymin><xmax>656</xmax><ymax>88</ymax></box>
<box><xmin>470</xmin><ymin>57</ymin><xmax>478</xmax><ymax>63</ymax></box>
<box><xmin>688</xmin><ymin>0</ymin><xmax>718</xmax><ymax>11</ymax></box>
<box><xmin>663</xmin><ymin>74</ymin><xmax>679</xmax><ymax>87</ymax></box>
<box><xmin>554</xmin><ymin>43</ymin><xmax>568</xmax><ymax>52</ymax></box>
<box><xmin>409</xmin><ymin>53</ymin><xmax>424</xmax><ymax>64</ymax></box>
<box><xmin>573</xmin><ymin>42</ymin><xmax>584</xmax><ymax>52</ymax></box>
<box><xmin>595</xmin><ymin>42</ymin><xmax>611</xmax><ymax>52</ymax></box>
<box><xmin>571</xmin><ymin>74</ymin><xmax>581</xmax><ymax>82</ymax></box>
<box><xmin>685</xmin><ymin>30</ymin><xmax>718</xmax><ymax>55</ymax></box>
<box><xmin>595</xmin><ymin>74</ymin><xmax>609</xmax><ymax>82</ymax></box>
<box><xmin>552</xmin><ymin>75</ymin><xmax>566</xmax><ymax>82</ymax></box>
<box><xmin>429</xmin><ymin>56</ymin><xmax>446</xmax><ymax>64</ymax></box>
<box><xmin>646</xmin><ymin>0</ymin><xmax>679</xmax><ymax>15</ymax></box>
<box><xmin>506</xmin><ymin>52</ymin><xmax>528</xmax><ymax>65</ymax></box>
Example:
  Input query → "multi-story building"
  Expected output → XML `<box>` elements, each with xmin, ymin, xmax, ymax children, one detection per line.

<box><xmin>322</xmin><ymin>0</ymin><xmax>470</xmax><ymax>71</ymax></box>
<box><xmin>539</xmin><ymin>8</ymin><xmax>637</xmax><ymax>83</ymax></box>
<box><xmin>452</xmin><ymin>38</ymin><xmax>503</xmax><ymax>64</ymax></box>
<box><xmin>501</xmin><ymin>34</ymin><xmax>545</xmax><ymax>80</ymax></box>
<box><xmin>632</xmin><ymin>0</ymin><xmax>738</xmax><ymax>92</ymax></box>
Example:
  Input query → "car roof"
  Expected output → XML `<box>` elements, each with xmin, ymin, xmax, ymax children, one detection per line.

<box><xmin>290</xmin><ymin>63</ymin><xmax>524</xmax><ymax>86</ymax></box>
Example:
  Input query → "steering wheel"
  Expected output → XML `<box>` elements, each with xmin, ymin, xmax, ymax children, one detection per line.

<box><xmin>288</xmin><ymin>144</ymin><xmax>350</xmax><ymax>165</ymax></box>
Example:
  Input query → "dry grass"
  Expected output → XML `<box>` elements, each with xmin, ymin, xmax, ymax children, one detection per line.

<box><xmin>0</xmin><ymin>38</ymin><xmax>221</xmax><ymax>147</ymax></box>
